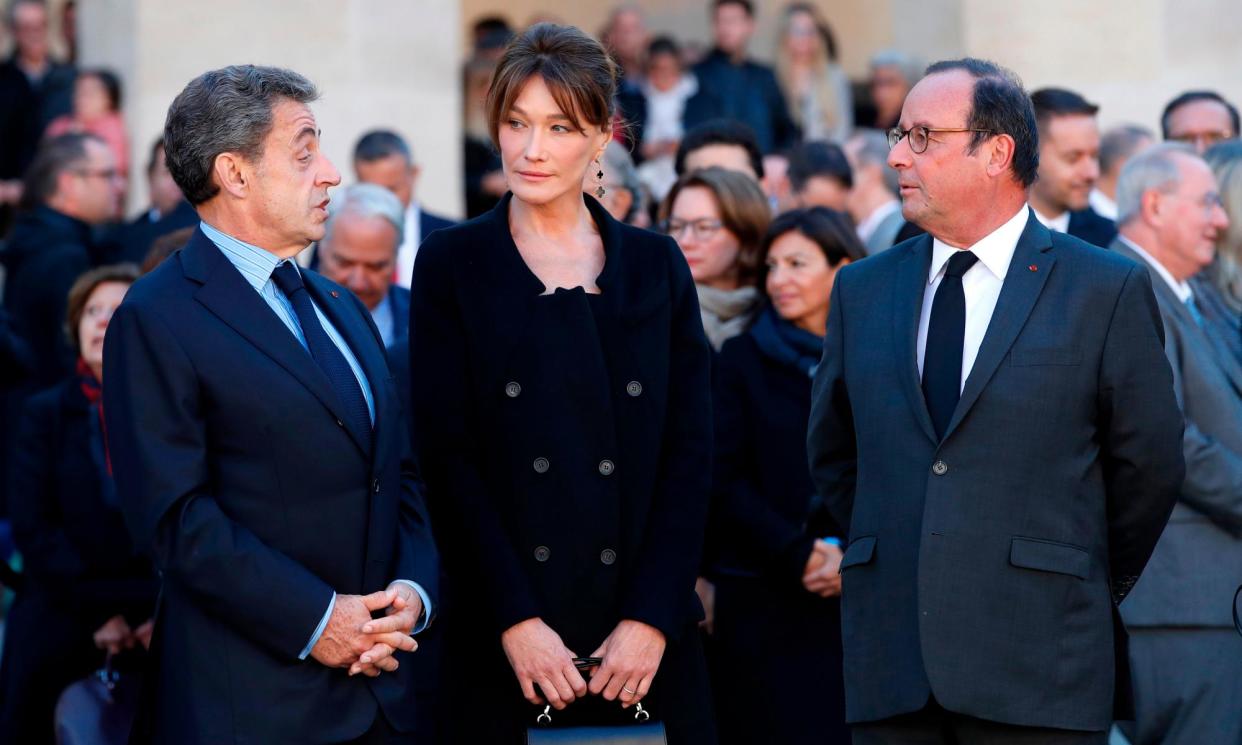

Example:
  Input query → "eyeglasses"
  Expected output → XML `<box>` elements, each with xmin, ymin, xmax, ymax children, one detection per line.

<box><xmin>1169</xmin><ymin>131</ymin><xmax>1234</xmax><ymax>149</ymax></box>
<box><xmin>887</xmin><ymin>125</ymin><xmax>995</xmax><ymax>154</ymax></box>
<box><xmin>662</xmin><ymin>218</ymin><xmax>724</xmax><ymax>241</ymax></box>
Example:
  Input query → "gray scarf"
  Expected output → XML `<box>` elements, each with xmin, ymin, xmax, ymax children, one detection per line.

<box><xmin>696</xmin><ymin>284</ymin><xmax>761</xmax><ymax>351</ymax></box>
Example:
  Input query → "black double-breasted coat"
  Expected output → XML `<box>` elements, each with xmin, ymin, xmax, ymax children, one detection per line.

<box><xmin>409</xmin><ymin>193</ymin><xmax>716</xmax><ymax>742</ymax></box>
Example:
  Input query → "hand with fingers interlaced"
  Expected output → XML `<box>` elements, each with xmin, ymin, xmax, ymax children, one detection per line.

<box><xmin>310</xmin><ymin>589</ymin><xmax>419</xmax><ymax>677</ymax></box>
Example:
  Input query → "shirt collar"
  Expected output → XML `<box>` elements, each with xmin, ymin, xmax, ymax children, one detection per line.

<box><xmin>856</xmin><ymin>199</ymin><xmax>901</xmax><ymax>241</ymax></box>
<box><xmin>199</xmin><ymin>220</ymin><xmax>297</xmax><ymax>293</ymax></box>
<box><xmin>928</xmin><ymin>205</ymin><xmax>1030</xmax><ymax>285</ymax></box>
<box><xmin>1032</xmin><ymin>207</ymin><xmax>1071</xmax><ymax>234</ymax></box>
<box><xmin>1117</xmin><ymin>235</ymin><xmax>1193</xmax><ymax>303</ymax></box>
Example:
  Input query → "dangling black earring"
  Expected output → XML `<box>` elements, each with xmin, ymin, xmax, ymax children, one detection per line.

<box><xmin>595</xmin><ymin>160</ymin><xmax>606</xmax><ymax>198</ymax></box>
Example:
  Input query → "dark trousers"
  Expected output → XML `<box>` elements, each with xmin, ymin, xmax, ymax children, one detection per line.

<box><xmin>851</xmin><ymin>697</ymin><xmax>1108</xmax><ymax>745</ymax></box>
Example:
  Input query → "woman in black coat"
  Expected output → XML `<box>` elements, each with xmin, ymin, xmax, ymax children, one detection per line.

<box><xmin>409</xmin><ymin>23</ymin><xmax>715</xmax><ymax>744</ymax></box>
<box><xmin>0</xmin><ymin>264</ymin><xmax>156</xmax><ymax>745</ymax></box>
<box><xmin>709</xmin><ymin>208</ymin><xmax>864</xmax><ymax>745</ymax></box>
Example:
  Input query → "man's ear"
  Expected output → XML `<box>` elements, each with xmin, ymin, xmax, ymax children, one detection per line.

<box><xmin>213</xmin><ymin>152</ymin><xmax>249</xmax><ymax>199</ymax></box>
<box><xmin>1141</xmin><ymin>189</ymin><xmax>1164</xmax><ymax>228</ymax></box>
<box><xmin>985</xmin><ymin>133</ymin><xmax>1016</xmax><ymax>179</ymax></box>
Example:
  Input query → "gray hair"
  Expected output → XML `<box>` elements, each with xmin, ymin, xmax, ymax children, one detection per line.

<box><xmin>1115</xmin><ymin>142</ymin><xmax>1198</xmax><ymax>226</ymax></box>
<box><xmin>601</xmin><ymin>141</ymin><xmax>646</xmax><ymax>221</ymax></box>
<box><xmin>869</xmin><ymin>49</ymin><xmax>923</xmax><ymax>86</ymax></box>
<box><xmin>1205</xmin><ymin>140</ymin><xmax>1242</xmax><ymax>302</ymax></box>
<box><xmin>851</xmin><ymin>128</ymin><xmax>900</xmax><ymax>195</ymax></box>
<box><xmin>1099</xmin><ymin>124</ymin><xmax>1154</xmax><ymax>176</ymax></box>
<box><xmin>163</xmin><ymin>65</ymin><xmax>319</xmax><ymax>205</ymax></box>
<box><xmin>321</xmin><ymin>183</ymin><xmax>405</xmax><ymax>249</ymax></box>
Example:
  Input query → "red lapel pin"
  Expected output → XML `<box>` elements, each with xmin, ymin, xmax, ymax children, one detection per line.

<box><xmin>330</xmin><ymin>291</ymin><xmax>340</xmax><ymax>298</ymax></box>
<box><xmin>1028</xmin><ymin>264</ymin><xmax>1038</xmax><ymax>272</ymax></box>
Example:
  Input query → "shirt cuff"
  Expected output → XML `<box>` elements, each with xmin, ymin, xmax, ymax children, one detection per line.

<box><xmin>299</xmin><ymin>592</ymin><xmax>336</xmax><ymax>660</ymax></box>
<box><xmin>392</xmin><ymin>580</ymin><xmax>432</xmax><ymax>634</ymax></box>
<box><xmin>822</xmin><ymin>537</ymin><xmax>842</xmax><ymax>547</ymax></box>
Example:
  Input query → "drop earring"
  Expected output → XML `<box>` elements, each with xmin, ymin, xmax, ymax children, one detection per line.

<box><xmin>594</xmin><ymin>160</ymin><xmax>606</xmax><ymax>198</ymax></box>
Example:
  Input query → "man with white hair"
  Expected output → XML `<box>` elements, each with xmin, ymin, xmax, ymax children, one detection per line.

<box><xmin>844</xmin><ymin>129</ymin><xmax>902</xmax><ymax>254</ymax></box>
<box><xmin>317</xmin><ymin>182</ymin><xmax>409</xmax><ymax>349</ymax></box>
<box><xmin>1110</xmin><ymin>142</ymin><xmax>1242</xmax><ymax>745</ymax></box>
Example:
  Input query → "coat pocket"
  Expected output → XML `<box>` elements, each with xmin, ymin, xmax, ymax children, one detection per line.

<box><xmin>839</xmin><ymin>535</ymin><xmax>877</xmax><ymax>571</ymax></box>
<box><xmin>1009</xmin><ymin>536</ymin><xmax>1089</xmax><ymax>579</ymax></box>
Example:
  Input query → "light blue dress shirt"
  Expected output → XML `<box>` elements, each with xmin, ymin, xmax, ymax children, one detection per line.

<box><xmin>201</xmin><ymin>222</ymin><xmax>431</xmax><ymax>659</ymax></box>
<box><xmin>371</xmin><ymin>292</ymin><xmax>395</xmax><ymax>349</ymax></box>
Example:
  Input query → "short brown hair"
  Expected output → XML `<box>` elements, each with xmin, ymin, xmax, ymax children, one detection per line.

<box><xmin>661</xmin><ymin>167</ymin><xmax>772</xmax><ymax>286</ymax></box>
<box><xmin>486</xmin><ymin>23</ymin><xmax>617</xmax><ymax>150</ymax></box>
<box><xmin>65</xmin><ymin>263</ymin><xmax>140</xmax><ymax>351</ymax></box>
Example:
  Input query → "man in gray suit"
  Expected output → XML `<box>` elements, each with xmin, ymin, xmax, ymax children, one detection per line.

<box><xmin>845</xmin><ymin>129</ymin><xmax>904</xmax><ymax>255</ymax></box>
<box><xmin>808</xmin><ymin>58</ymin><xmax>1185</xmax><ymax>744</ymax></box>
<box><xmin>1110</xmin><ymin>142</ymin><xmax>1242</xmax><ymax>745</ymax></box>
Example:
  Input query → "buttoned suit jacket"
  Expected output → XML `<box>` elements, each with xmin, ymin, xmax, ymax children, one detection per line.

<box><xmin>103</xmin><ymin>228</ymin><xmax>439</xmax><ymax>745</ymax></box>
<box><xmin>807</xmin><ymin>212</ymin><xmax>1184</xmax><ymax>731</ymax></box>
<box><xmin>1111</xmin><ymin>239</ymin><xmax>1242</xmax><ymax>628</ymax></box>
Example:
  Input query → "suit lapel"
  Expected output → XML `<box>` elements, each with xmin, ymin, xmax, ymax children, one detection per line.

<box><xmin>891</xmin><ymin>236</ymin><xmax>938</xmax><ymax>444</ymax></box>
<box><xmin>942</xmin><ymin>214</ymin><xmax>1055</xmax><ymax>441</ymax></box>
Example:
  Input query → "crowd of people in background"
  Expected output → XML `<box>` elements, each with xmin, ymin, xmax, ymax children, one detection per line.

<box><xmin>1</xmin><ymin>0</ymin><xmax>1241</xmax><ymax>742</ymax></box>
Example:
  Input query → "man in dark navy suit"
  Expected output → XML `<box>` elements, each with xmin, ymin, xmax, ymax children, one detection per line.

<box><xmin>808</xmin><ymin>58</ymin><xmax>1183</xmax><ymax>744</ymax></box>
<box><xmin>102</xmin><ymin>65</ymin><xmax>438</xmax><ymax>745</ymax></box>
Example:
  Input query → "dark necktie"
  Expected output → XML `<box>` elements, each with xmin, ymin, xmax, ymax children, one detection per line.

<box><xmin>923</xmin><ymin>250</ymin><xmax>979</xmax><ymax>440</ymax></box>
<box><xmin>270</xmin><ymin>262</ymin><xmax>373</xmax><ymax>453</ymax></box>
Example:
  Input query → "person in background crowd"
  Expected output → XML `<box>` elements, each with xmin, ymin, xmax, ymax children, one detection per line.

<box><xmin>139</xmin><ymin>225</ymin><xmax>195</xmax><ymax>274</ymax></box>
<box><xmin>317</xmin><ymin>183</ymin><xmax>409</xmax><ymax>350</ymax></box>
<box><xmin>1161</xmin><ymin>90</ymin><xmax>1239</xmax><ymax>154</ymax></box>
<box><xmin>683</xmin><ymin>0</ymin><xmax>797</xmax><ymax>155</ymax></box>
<box><xmin>585</xmin><ymin>140</ymin><xmax>647</xmax><ymax>227</ymax></box>
<box><xmin>638</xmin><ymin>35</ymin><xmax>698</xmax><ymax>204</ymax></box>
<box><xmin>0</xmin><ymin>0</ymin><xmax>75</xmax><ymax>215</ymax></box>
<box><xmin>1110</xmin><ymin>143</ymin><xmax>1242</xmax><ymax>745</ymax></box>
<box><xmin>1203</xmin><ymin>140</ymin><xmax>1242</xmax><ymax>310</ymax></box>
<box><xmin>411</xmin><ymin>23</ymin><xmax>716</xmax><ymax>742</ymax></box>
<box><xmin>352</xmin><ymin>130</ymin><xmax>456</xmax><ymax>288</ymax></box>
<box><xmin>59</xmin><ymin>0</ymin><xmax>76</xmax><ymax>64</ymax></box>
<box><xmin>45</xmin><ymin>68</ymin><xmax>130</xmax><ymax>184</ymax></box>
<box><xmin>811</xmin><ymin>57</ymin><xmax>1182</xmax><ymax>744</ymax></box>
<box><xmin>464</xmin><ymin>53</ymin><xmax>507</xmax><ymax>218</ymax></box>
<box><xmin>775</xmin><ymin>3</ymin><xmax>851</xmax><ymax>144</ymax></box>
<box><xmin>710</xmin><ymin>207</ymin><xmax>861</xmax><ymax>745</ymax></box>
<box><xmin>786</xmin><ymin>140</ymin><xmax>852</xmax><ymax>212</ymax></box>
<box><xmin>471</xmin><ymin>15</ymin><xmax>514</xmax><ymax>60</ymax></box>
<box><xmin>0</xmin><ymin>264</ymin><xmax>156</xmax><ymax>745</ymax></box>
<box><xmin>1</xmin><ymin>133</ymin><xmax>122</xmax><ymax>388</ymax></box>
<box><xmin>662</xmin><ymin>166</ymin><xmax>769</xmax><ymax>350</ymax></box>
<box><xmin>675</xmin><ymin>119</ymin><xmax>765</xmax><ymax>183</ymax></box>
<box><xmin>1090</xmin><ymin>124</ymin><xmax>1154</xmax><ymax>220</ymax></box>
<box><xmin>600</xmin><ymin>4</ymin><xmax>648</xmax><ymax>86</ymax></box>
<box><xmin>1028</xmin><ymin>87</ymin><xmax>1116</xmax><ymax>247</ymax></box>
<box><xmin>844</xmin><ymin>129</ymin><xmax>903</xmax><ymax>254</ymax></box>
<box><xmin>860</xmin><ymin>50</ymin><xmax>921</xmax><ymax>131</ymax></box>
<box><xmin>103</xmin><ymin>137</ymin><xmax>197</xmax><ymax>265</ymax></box>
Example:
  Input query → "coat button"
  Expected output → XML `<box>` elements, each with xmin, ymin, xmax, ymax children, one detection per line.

<box><xmin>626</xmin><ymin>381</ymin><xmax>643</xmax><ymax>397</ymax></box>
<box><xmin>505</xmin><ymin>382</ymin><xmax>521</xmax><ymax>398</ymax></box>
<box><xmin>932</xmin><ymin>460</ymin><xmax>948</xmax><ymax>476</ymax></box>
<box><xmin>372</xmin><ymin>479</ymin><xmax>380</xmax><ymax>493</ymax></box>
<box><xmin>534</xmin><ymin>546</ymin><xmax>550</xmax><ymax>562</ymax></box>
<box><xmin>598</xmin><ymin>459</ymin><xmax>615</xmax><ymax>476</ymax></box>
<box><xmin>600</xmin><ymin>549</ymin><xmax>617</xmax><ymax>565</ymax></box>
<box><xmin>336</xmin><ymin>419</ymin><xmax>344</xmax><ymax>428</ymax></box>
<box><xmin>533</xmin><ymin>457</ymin><xmax>550</xmax><ymax>474</ymax></box>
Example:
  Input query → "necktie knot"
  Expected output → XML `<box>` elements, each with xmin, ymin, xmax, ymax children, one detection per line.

<box><xmin>271</xmin><ymin>261</ymin><xmax>304</xmax><ymax>296</ymax></box>
<box><xmin>944</xmin><ymin>250</ymin><xmax>979</xmax><ymax>279</ymax></box>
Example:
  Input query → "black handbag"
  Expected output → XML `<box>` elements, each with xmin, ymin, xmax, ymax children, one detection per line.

<box><xmin>53</xmin><ymin>654</ymin><xmax>141</xmax><ymax>745</ymax></box>
<box><xmin>525</xmin><ymin>702</ymin><xmax>668</xmax><ymax>745</ymax></box>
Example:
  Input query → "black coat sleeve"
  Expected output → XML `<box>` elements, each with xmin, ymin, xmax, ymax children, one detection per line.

<box><xmin>807</xmin><ymin>275</ymin><xmax>857</xmax><ymax>535</ymax></box>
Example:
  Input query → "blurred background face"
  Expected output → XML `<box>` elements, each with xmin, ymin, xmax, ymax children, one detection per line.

<box><xmin>1167</xmin><ymin>100</ymin><xmax>1236</xmax><ymax>153</ymax></box>
<box><xmin>12</xmin><ymin>1</ymin><xmax>49</xmax><ymax>60</ymax></box>
<box><xmin>1153</xmin><ymin>155</ymin><xmax>1229</xmax><ymax>279</ymax></box>
<box><xmin>317</xmin><ymin>212</ymin><xmax>398</xmax><ymax>310</ymax></box>
<box><xmin>765</xmin><ymin>230</ymin><xmax>839</xmax><ymax>333</ymax></box>
<box><xmin>78</xmin><ymin>281</ymin><xmax>130</xmax><ymax>377</ymax></box>
<box><xmin>684</xmin><ymin>144</ymin><xmax>757</xmax><ymax>181</ymax></box>
<box><xmin>65</xmin><ymin>139</ymin><xmax>123</xmax><ymax>223</ymax></box>
<box><xmin>669</xmin><ymin>185</ymin><xmax>740</xmax><ymax>288</ymax></box>
<box><xmin>647</xmin><ymin>51</ymin><xmax>682</xmax><ymax>93</ymax></box>
<box><xmin>783</xmin><ymin>10</ymin><xmax>820</xmax><ymax>61</ymax></box>
<box><xmin>713</xmin><ymin>3</ymin><xmax>753</xmax><ymax>57</ymax></box>
<box><xmin>355</xmin><ymin>153</ymin><xmax>417</xmax><ymax>208</ymax></box>
<box><xmin>148</xmin><ymin>144</ymin><xmax>184</xmax><ymax>216</ymax></box>
<box><xmin>73</xmin><ymin>73</ymin><xmax>112</xmax><ymax>120</ymax></box>
<box><xmin>609</xmin><ymin>9</ymin><xmax>647</xmax><ymax>65</ymax></box>
<box><xmin>870</xmin><ymin>64</ymin><xmax>911</xmax><ymax>122</ymax></box>
<box><xmin>1033</xmin><ymin>114</ymin><xmax>1100</xmax><ymax>213</ymax></box>
<box><xmin>498</xmin><ymin>75</ymin><xmax>609</xmax><ymax>208</ymax></box>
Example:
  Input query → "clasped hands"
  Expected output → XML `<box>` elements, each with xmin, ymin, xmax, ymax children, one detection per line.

<box><xmin>310</xmin><ymin>582</ymin><xmax>423</xmax><ymax>677</ymax></box>
<box><xmin>93</xmin><ymin>615</ymin><xmax>154</xmax><ymax>655</ymax></box>
<box><xmin>502</xmin><ymin>617</ymin><xmax>665</xmax><ymax>711</ymax></box>
<box><xmin>802</xmin><ymin>538</ymin><xmax>843</xmax><ymax>597</ymax></box>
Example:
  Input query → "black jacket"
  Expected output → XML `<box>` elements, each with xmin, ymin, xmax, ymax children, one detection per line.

<box><xmin>1067</xmin><ymin>206</ymin><xmax>1118</xmax><ymax>248</ymax></box>
<box><xmin>101</xmin><ymin>199</ymin><xmax>199</xmax><ymax>265</ymax></box>
<box><xmin>0</xmin><ymin>56</ymin><xmax>75</xmax><ymax>180</ymax></box>
<box><xmin>410</xmin><ymin>193</ymin><xmax>714</xmax><ymax>739</ymax></box>
<box><xmin>683</xmin><ymin>49</ymin><xmax>798</xmax><ymax>153</ymax></box>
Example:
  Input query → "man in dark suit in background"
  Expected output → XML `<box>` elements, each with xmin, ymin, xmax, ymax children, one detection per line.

<box><xmin>1028</xmin><ymin>87</ymin><xmax>1117</xmax><ymax>247</ymax></box>
<box><xmin>103</xmin><ymin>65</ymin><xmax>438</xmax><ymax>745</ymax></box>
<box><xmin>352</xmin><ymin>130</ymin><xmax>455</xmax><ymax>289</ymax></box>
<box><xmin>317</xmin><ymin>183</ymin><xmax>411</xmax><ymax>350</ymax></box>
<box><xmin>102</xmin><ymin>137</ymin><xmax>197</xmax><ymax>264</ymax></box>
<box><xmin>1110</xmin><ymin>143</ymin><xmax>1242</xmax><ymax>745</ymax></box>
<box><xmin>808</xmin><ymin>58</ymin><xmax>1184</xmax><ymax>743</ymax></box>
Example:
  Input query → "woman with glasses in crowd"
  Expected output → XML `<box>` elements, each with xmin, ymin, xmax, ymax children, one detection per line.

<box><xmin>0</xmin><ymin>264</ymin><xmax>155</xmax><ymax>745</ymax></box>
<box><xmin>709</xmin><ymin>207</ymin><xmax>863</xmax><ymax>745</ymax></box>
<box><xmin>661</xmin><ymin>166</ymin><xmax>771</xmax><ymax>351</ymax></box>
<box><xmin>410</xmin><ymin>22</ymin><xmax>716</xmax><ymax>743</ymax></box>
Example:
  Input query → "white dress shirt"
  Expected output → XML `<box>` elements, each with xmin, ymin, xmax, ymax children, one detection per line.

<box><xmin>1089</xmin><ymin>189</ymin><xmax>1118</xmax><ymax>220</ymax></box>
<box><xmin>395</xmin><ymin>201</ymin><xmax>422</xmax><ymax>289</ymax></box>
<box><xmin>1118</xmin><ymin>235</ymin><xmax>1192</xmax><ymax>302</ymax></box>
<box><xmin>917</xmin><ymin>206</ymin><xmax>1032</xmax><ymax>391</ymax></box>
<box><xmin>1031</xmin><ymin>206</ymin><xmax>1070</xmax><ymax>234</ymax></box>
<box><xmin>856</xmin><ymin>199</ymin><xmax>901</xmax><ymax>244</ymax></box>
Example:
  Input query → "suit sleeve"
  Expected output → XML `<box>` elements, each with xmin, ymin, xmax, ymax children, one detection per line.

<box><xmin>103</xmin><ymin>301</ymin><xmax>335</xmax><ymax>661</ymax></box>
<box><xmin>408</xmin><ymin>239</ymin><xmax>541</xmax><ymax>635</ymax></box>
<box><xmin>1097</xmin><ymin>265</ymin><xmax>1185</xmax><ymax>601</ymax></box>
<box><xmin>807</xmin><ymin>274</ymin><xmax>857</xmax><ymax>534</ymax></box>
<box><xmin>618</xmin><ymin>241</ymin><xmax>714</xmax><ymax>642</ymax></box>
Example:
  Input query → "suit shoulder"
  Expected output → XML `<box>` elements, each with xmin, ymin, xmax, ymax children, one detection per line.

<box><xmin>116</xmin><ymin>254</ymin><xmax>192</xmax><ymax>310</ymax></box>
<box><xmin>414</xmin><ymin>209</ymin><xmax>498</xmax><ymax>267</ymax></box>
<box><xmin>1050</xmin><ymin>232</ymin><xmax>1140</xmax><ymax>280</ymax></box>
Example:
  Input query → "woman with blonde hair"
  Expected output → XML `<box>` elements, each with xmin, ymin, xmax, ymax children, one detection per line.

<box><xmin>775</xmin><ymin>3</ymin><xmax>853</xmax><ymax>143</ymax></box>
